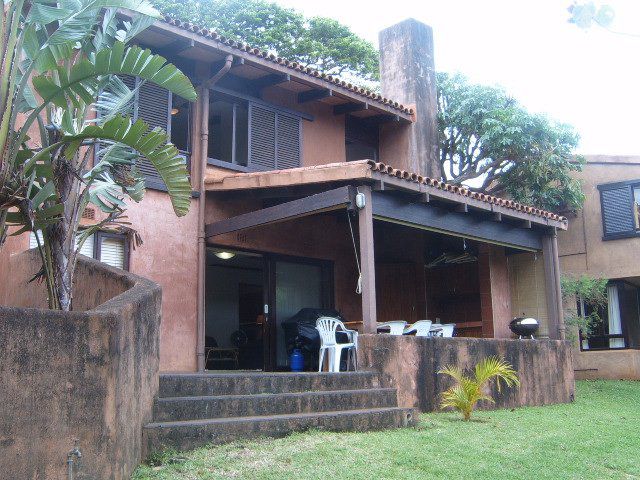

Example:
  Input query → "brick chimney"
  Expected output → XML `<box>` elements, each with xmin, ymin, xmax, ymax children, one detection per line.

<box><xmin>378</xmin><ymin>19</ymin><xmax>441</xmax><ymax>179</ymax></box>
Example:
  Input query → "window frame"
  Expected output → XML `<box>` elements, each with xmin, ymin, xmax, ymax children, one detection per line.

<box><xmin>206</xmin><ymin>86</ymin><xmax>308</xmax><ymax>173</ymax></box>
<box><xmin>598</xmin><ymin>179</ymin><xmax>640</xmax><ymax>241</ymax></box>
<box><xmin>95</xmin><ymin>231</ymin><xmax>130</xmax><ymax>271</ymax></box>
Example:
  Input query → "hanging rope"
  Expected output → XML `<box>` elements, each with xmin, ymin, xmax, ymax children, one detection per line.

<box><xmin>346</xmin><ymin>210</ymin><xmax>362</xmax><ymax>294</ymax></box>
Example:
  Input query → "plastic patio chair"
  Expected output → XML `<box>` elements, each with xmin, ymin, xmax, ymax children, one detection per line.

<box><xmin>316</xmin><ymin>317</ymin><xmax>357</xmax><ymax>372</ymax></box>
<box><xmin>376</xmin><ymin>320</ymin><xmax>407</xmax><ymax>335</ymax></box>
<box><xmin>403</xmin><ymin>320</ymin><xmax>433</xmax><ymax>336</ymax></box>
<box><xmin>430</xmin><ymin>323</ymin><xmax>455</xmax><ymax>338</ymax></box>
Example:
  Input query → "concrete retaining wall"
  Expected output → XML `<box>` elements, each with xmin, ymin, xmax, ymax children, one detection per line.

<box><xmin>358</xmin><ymin>335</ymin><xmax>575</xmax><ymax>412</ymax></box>
<box><xmin>0</xmin><ymin>250</ymin><xmax>161</xmax><ymax>480</ymax></box>
<box><xmin>574</xmin><ymin>349</ymin><xmax>640</xmax><ymax>380</ymax></box>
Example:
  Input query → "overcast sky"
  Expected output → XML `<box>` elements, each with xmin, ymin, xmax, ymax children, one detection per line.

<box><xmin>275</xmin><ymin>0</ymin><xmax>640</xmax><ymax>155</ymax></box>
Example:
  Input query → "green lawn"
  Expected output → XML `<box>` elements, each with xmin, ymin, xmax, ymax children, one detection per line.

<box><xmin>134</xmin><ymin>381</ymin><xmax>640</xmax><ymax>480</ymax></box>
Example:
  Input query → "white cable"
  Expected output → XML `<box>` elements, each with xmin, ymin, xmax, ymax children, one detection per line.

<box><xmin>346</xmin><ymin>210</ymin><xmax>362</xmax><ymax>295</ymax></box>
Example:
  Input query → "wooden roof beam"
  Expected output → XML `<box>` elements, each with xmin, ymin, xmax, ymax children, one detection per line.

<box><xmin>333</xmin><ymin>102</ymin><xmax>368</xmax><ymax>116</ymax></box>
<box><xmin>298</xmin><ymin>88</ymin><xmax>333</xmax><ymax>103</ymax></box>
<box><xmin>251</xmin><ymin>73</ymin><xmax>291</xmax><ymax>90</ymax></box>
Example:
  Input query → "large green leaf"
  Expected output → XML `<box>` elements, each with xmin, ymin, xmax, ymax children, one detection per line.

<box><xmin>60</xmin><ymin>116</ymin><xmax>191</xmax><ymax>216</ymax></box>
<box><xmin>25</xmin><ymin>41</ymin><xmax>196</xmax><ymax>142</ymax></box>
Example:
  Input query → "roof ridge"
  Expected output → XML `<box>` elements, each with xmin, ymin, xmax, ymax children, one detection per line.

<box><xmin>161</xmin><ymin>15</ymin><xmax>414</xmax><ymax>116</ymax></box>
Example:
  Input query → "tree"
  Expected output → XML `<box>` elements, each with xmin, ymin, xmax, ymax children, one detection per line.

<box><xmin>568</xmin><ymin>2</ymin><xmax>615</xmax><ymax>30</ymax></box>
<box><xmin>0</xmin><ymin>0</ymin><xmax>197</xmax><ymax>310</ymax></box>
<box><xmin>151</xmin><ymin>0</ymin><xmax>380</xmax><ymax>81</ymax></box>
<box><xmin>439</xmin><ymin>356</ymin><xmax>520</xmax><ymax>421</ymax></box>
<box><xmin>437</xmin><ymin>72</ymin><xmax>584</xmax><ymax>212</ymax></box>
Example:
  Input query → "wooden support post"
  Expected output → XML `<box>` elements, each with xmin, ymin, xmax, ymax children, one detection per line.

<box><xmin>542</xmin><ymin>232</ymin><xmax>562</xmax><ymax>340</ymax></box>
<box><xmin>551</xmin><ymin>230</ymin><xmax>566</xmax><ymax>340</ymax></box>
<box><xmin>358</xmin><ymin>186</ymin><xmax>377</xmax><ymax>333</ymax></box>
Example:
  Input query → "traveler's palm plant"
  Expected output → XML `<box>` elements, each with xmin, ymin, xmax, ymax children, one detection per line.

<box><xmin>438</xmin><ymin>356</ymin><xmax>520</xmax><ymax>421</ymax></box>
<box><xmin>0</xmin><ymin>0</ymin><xmax>196</xmax><ymax>310</ymax></box>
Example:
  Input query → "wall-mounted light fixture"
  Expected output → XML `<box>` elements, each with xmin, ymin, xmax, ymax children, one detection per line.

<box><xmin>214</xmin><ymin>251</ymin><xmax>236</xmax><ymax>260</ymax></box>
<box><xmin>170</xmin><ymin>107</ymin><xmax>180</xmax><ymax>115</ymax></box>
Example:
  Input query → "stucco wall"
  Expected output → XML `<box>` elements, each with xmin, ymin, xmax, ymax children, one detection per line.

<box><xmin>0</xmin><ymin>250</ymin><xmax>161</xmax><ymax>480</ymax></box>
<box><xmin>558</xmin><ymin>155</ymin><xmax>640</xmax><ymax>280</ymax></box>
<box><xmin>358</xmin><ymin>335</ymin><xmax>575</xmax><ymax>412</ymax></box>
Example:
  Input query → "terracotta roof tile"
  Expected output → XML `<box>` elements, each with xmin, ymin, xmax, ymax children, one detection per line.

<box><xmin>366</xmin><ymin>160</ymin><xmax>567</xmax><ymax>223</ymax></box>
<box><xmin>161</xmin><ymin>16</ymin><xmax>414</xmax><ymax>116</ymax></box>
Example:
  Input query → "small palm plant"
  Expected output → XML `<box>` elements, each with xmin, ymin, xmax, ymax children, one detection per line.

<box><xmin>438</xmin><ymin>356</ymin><xmax>520</xmax><ymax>421</ymax></box>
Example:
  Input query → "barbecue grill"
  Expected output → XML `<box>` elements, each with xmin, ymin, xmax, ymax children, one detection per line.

<box><xmin>509</xmin><ymin>317</ymin><xmax>539</xmax><ymax>339</ymax></box>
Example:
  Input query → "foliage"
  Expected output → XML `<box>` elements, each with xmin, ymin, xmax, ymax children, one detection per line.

<box><xmin>561</xmin><ymin>275</ymin><xmax>608</xmax><ymax>338</ymax></box>
<box><xmin>135</xmin><ymin>381</ymin><xmax>640</xmax><ymax>480</ymax></box>
<box><xmin>0</xmin><ymin>0</ymin><xmax>196</xmax><ymax>310</ymax></box>
<box><xmin>438</xmin><ymin>356</ymin><xmax>520</xmax><ymax>421</ymax></box>
<box><xmin>437</xmin><ymin>72</ymin><xmax>585</xmax><ymax>212</ymax></box>
<box><xmin>151</xmin><ymin>0</ymin><xmax>380</xmax><ymax>82</ymax></box>
<box><xmin>568</xmin><ymin>2</ymin><xmax>615</xmax><ymax>30</ymax></box>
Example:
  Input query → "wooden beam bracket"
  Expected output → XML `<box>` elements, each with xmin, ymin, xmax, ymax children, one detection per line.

<box><xmin>298</xmin><ymin>88</ymin><xmax>333</xmax><ymax>103</ymax></box>
<box><xmin>333</xmin><ymin>102</ymin><xmax>368</xmax><ymax>116</ymax></box>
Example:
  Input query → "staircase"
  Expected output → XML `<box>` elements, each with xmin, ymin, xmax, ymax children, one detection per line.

<box><xmin>143</xmin><ymin>371</ymin><xmax>416</xmax><ymax>453</ymax></box>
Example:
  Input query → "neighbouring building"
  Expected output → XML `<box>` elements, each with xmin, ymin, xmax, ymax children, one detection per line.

<box><xmin>558</xmin><ymin>155</ymin><xmax>640</xmax><ymax>380</ymax></box>
<box><xmin>1</xmin><ymin>16</ymin><xmax>569</xmax><ymax>373</ymax></box>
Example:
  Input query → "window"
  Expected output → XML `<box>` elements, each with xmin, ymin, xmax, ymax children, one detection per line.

<box><xmin>102</xmin><ymin>76</ymin><xmax>192</xmax><ymax>190</ymax></box>
<box><xmin>207</xmin><ymin>92</ymin><xmax>302</xmax><ymax>171</ymax></box>
<box><xmin>345</xmin><ymin>116</ymin><xmax>379</xmax><ymax>162</ymax></box>
<box><xmin>29</xmin><ymin>230</ymin><xmax>128</xmax><ymax>270</ymax></box>
<box><xmin>208</xmin><ymin>96</ymin><xmax>249</xmax><ymax>167</ymax></box>
<box><xmin>634</xmin><ymin>185</ymin><xmax>640</xmax><ymax>229</ymax></box>
<box><xmin>598</xmin><ymin>180</ymin><xmax>640</xmax><ymax>240</ymax></box>
<box><xmin>579</xmin><ymin>282</ymin><xmax>640</xmax><ymax>351</ymax></box>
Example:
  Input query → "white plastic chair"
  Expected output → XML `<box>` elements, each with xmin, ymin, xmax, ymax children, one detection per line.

<box><xmin>430</xmin><ymin>323</ymin><xmax>455</xmax><ymax>338</ymax></box>
<box><xmin>377</xmin><ymin>320</ymin><xmax>407</xmax><ymax>335</ymax></box>
<box><xmin>316</xmin><ymin>317</ymin><xmax>357</xmax><ymax>372</ymax></box>
<box><xmin>403</xmin><ymin>320</ymin><xmax>433</xmax><ymax>336</ymax></box>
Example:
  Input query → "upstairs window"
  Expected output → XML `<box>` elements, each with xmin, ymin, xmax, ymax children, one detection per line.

<box><xmin>598</xmin><ymin>180</ymin><xmax>640</xmax><ymax>240</ymax></box>
<box><xmin>101</xmin><ymin>76</ymin><xmax>192</xmax><ymax>191</ymax></box>
<box><xmin>345</xmin><ymin>115</ymin><xmax>379</xmax><ymax>162</ymax></box>
<box><xmin>207</xmin><ymin>92</ymin><xmax>302</xmax><ymax>171</ymax></box>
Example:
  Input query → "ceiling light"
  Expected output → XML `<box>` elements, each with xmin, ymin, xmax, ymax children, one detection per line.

<box><xmin>214</xmin><ymin>251</ymin><xmax>235</xmax><ymax>260</ymax></box>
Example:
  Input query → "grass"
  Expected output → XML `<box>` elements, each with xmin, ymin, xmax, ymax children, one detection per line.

<box><xmin>133</xmin><ymin>381</ymin><xmax>640</xmax><ymax>480</ymax></box>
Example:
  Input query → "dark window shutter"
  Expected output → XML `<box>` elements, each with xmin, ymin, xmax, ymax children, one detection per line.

<box><xmin>276</xmin><ymin>113</ymin><xmax>301</xmax><ymax>169</ymax></box>
<box><xmin>249</xmin><ymin>104</ymin><xmax>276</xmax><ymax>170</ymax></box>
<box><xmin>600</xmin><ymin>185</ymin><xmax>635</xmax><ymax>237</ymax></box>
<box><xmin>136</xmin><ymin>80</ymin><xmax>172</xmax><ymax>189</ymax></box>
<box><xmin>248</xmin><ymin>103</ymin><xmax>301</xmax><ymax>171</ymax></box>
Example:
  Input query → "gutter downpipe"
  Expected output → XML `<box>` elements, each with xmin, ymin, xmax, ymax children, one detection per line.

<box><xmin>197</xmin><ymin>55</ymin><xmax>233</xmax><ymax>371</ymax></box>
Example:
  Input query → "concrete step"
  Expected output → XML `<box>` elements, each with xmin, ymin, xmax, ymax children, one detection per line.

<box><xmin>144</xmin><ymin>407</ymin><xmax>416</xmax><ymax>452</ymax></box>
<box><xmin>153</xmin><ymin>388</ymin><xmax>399</xmax><ymax>422</ymax></box>
<box><xmin>158</xmin><ymin>371</ymin><xmax>385</xmax><ymax>397</ymax></box>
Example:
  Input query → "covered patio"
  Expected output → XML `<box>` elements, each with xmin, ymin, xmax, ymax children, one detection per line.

<box><xmin>201</xmin><ymin>160</ymin><xmax>568</xmax><ymax>373</ymax></box>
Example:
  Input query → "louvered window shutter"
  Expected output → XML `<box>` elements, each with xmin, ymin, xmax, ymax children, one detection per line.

<box><xmin>600</xmin><ymin>184</ymin><xmax>636</xmax><ymax>238</ymax></box>
<box><xmin>249</xmin><ymin>104</ymin><xmax>277</xmax><ymax>170</ymax></box>
<box><xmin>249</xmin><ymin>103</ymin><xmax>301</xmax><ymax>171</ymax></box>
<box><xmin>276</xmin><ymin>113</ymin><xmax>301</xmax><ymax>169</ymax></box>
<box><xmin>136</xmin><ymin>80</ymin><xmax>172</xmax><ymax>189</ymax></box>
<box><xmin>98</xmin><ymin>235</ymin><xmax>126</xmax><ymax>269</ymax></box>
<box><xmin>30</xmin><ymin>231</ymin><xmax>95</xmax><ymax>258</ymax></box>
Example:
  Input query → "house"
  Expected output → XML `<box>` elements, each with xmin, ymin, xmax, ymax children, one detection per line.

<box><xmin>558</xmin><ymin>155</ymin><xmax>640</xmax><ymax>380</ymax></box>
<box><xmin>0</xmin><ymin>15</ymin><xmax>578</xmax><ymax>472</ymax></box>
<box><xmin>1</xmin><ymin>16</ymin><xmax>568</xmax><ymax>373</ymax></box>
